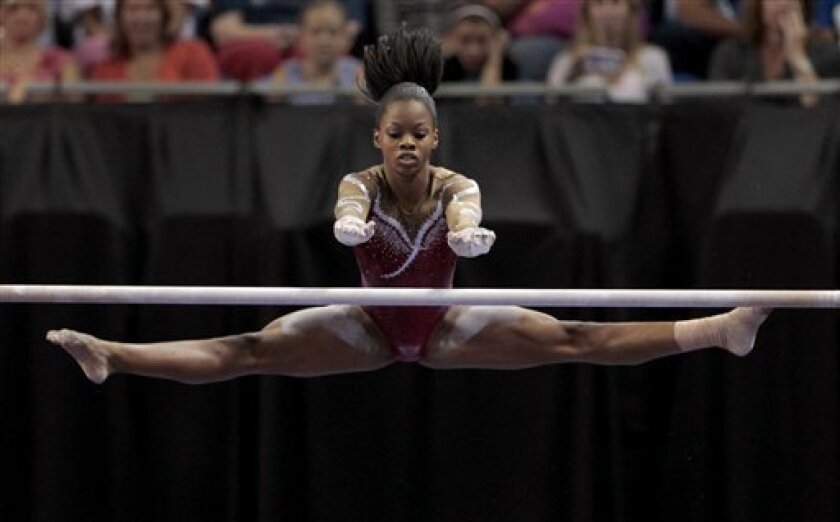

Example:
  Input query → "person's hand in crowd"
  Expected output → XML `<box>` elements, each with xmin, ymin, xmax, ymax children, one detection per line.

<box><xmin>583</xmin><ymin>46</ymin><xmax>627</xmax><ymax>83</ymax></box>
<box><xmin>778</xmin><ymin>3</ymin><xmax>818</xmax><ymax>106</ymax></box>
<box><xmin>780</xmin><ymin>6</ymin><xmax>810</xmax><ymax>68</ymax></box>
<box><xmin>7</xmin><ymin>75</ymin><xmax>30</xmax><ymax>104</ymax></box>
<box><xmin>564</xmin><ymin>45</ymin><xmax>626</xmax><ymax>84</ymax></box>
<box><xmin>488</xmin><ymin>27</ymin><xmax>510</xmax><ymax>61</ymax></box>
<box><xmin>478</xmin><ymin>26</ymin><xmax>510</xmax><ymax>94</ymax></box>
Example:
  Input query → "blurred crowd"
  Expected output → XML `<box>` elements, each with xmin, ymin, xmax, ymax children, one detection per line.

<box><xmin>1</xmin><ymin>0</ymin><xmax>839</xmax><ymax>104</ymax></box>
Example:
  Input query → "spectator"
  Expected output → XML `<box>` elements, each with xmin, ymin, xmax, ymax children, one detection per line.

<box><xmin>485</xmin><ymin>0</ymin><xmax>580</xmax><ymax>81</ymax></box>
<box><xmin>270</xmin><ymin>0</ymin><xmax>361</xmax><ymax>104</ymax></box>
<box><xmin>0</xmin><ymin>0</ymin><xmax>80</xmax><ymax>103</ymax></box>
<box><xmin>207</xmin><ymin>0</ymin><xmax>365</xmax><ymax>81</ymax></box>
<box><xmin>547</xmin><ymin>0</ymin><xmax>671</xmax><ymax>102</ymax></box>
<box><xmin>441</xmin><ymin>4</ymin><xmax>519</xmax><ymax>86</ymax></box>
<box><xmin>67</xmin><ymin>0</ymin><xmax>208</xmax><ymax>75</ymax></box>
<box><xmin>709</xmin><ymin>0</ymin><xmax>840</xmax><ymax>105</ymax></box>
<box><xmin>650</xmin><ymin>0</ymin><xmax>743</xmax><ymax>80</ymax></box>
<box><xmin>92</xmin><ymin>0</ymin><xmax>219</xmax><ymax>102</ymax></box>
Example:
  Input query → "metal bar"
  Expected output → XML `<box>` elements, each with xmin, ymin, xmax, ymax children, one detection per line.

<box><xmin>8</xmin><ymin>80</ymin><xmax>837</xmax><ymax>99</ymax></box>
<box><xmin>0</xmin><ymin>285</ymin><xmax>836</xmax><ymax>308</ymax></box>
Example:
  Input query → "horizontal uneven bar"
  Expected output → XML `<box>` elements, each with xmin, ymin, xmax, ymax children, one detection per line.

<box><xmin>0</xmin><ymin>286</ymin><xmax>836</xmax><ymax>308</ymax></box>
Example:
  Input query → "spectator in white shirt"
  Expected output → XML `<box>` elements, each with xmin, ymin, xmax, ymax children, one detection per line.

<box><xmin>547</xmin><ymin>0</ymin><xmax>672</xmax><ymax>102</ymax></box>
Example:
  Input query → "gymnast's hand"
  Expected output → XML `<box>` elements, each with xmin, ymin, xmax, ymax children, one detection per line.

<box><xmin>447</xmin><ymin>227</ymin><xmax>496</xmax><ymax>257</ymax></box>
<box><xmin>334</xmin><ymin>216</ymin><xmax>375</xmax><ymax>246</ymax></box>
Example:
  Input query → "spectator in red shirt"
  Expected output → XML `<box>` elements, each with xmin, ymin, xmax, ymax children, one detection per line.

<box><xmin>93</xmin><ymin>0</ymin><xmax>219</xmax><ymax>101</ymax></box>
<box><xmin>0</xmin><ymin>0</ymin><xmax>80</xmax><ymax>103</ymax></box>
<box><xmin>69</xmin><ymin>0</ymin><xmax>210</xmax><ymax>76</ymax></box>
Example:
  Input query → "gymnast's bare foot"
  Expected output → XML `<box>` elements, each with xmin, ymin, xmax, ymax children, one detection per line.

<box><xmin>46</xmin><ymin>329</ymin><xmax>113</xmax><ymax>384</ymax></box>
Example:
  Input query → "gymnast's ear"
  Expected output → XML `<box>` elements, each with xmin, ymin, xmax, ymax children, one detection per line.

<box><xmin>432</xmin><ymin>128</ymin><xmax>439</xmax><ymax>149</ymax></box>
<box><xmin>373</xmin><ymin>128</ymin><xmax>381</xmax><ymax>150</ymax></box>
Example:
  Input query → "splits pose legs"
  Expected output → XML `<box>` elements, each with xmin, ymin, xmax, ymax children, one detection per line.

<box><xmin>46</xmin><ymin>306</ymin><xmax>770</xmax><ymax>384</ymax></box>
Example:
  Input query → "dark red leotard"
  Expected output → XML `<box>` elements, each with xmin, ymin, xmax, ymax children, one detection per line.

<box><xmin>353</xmin><ymin>191</ymin><xmax>457</xmax><ymax>361</ymax></box>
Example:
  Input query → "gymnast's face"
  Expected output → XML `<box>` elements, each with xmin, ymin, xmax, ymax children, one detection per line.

<box><xmin>373</xmin><ymin>99</ymin><xmax>439</xmax><ymax>181</ymax></box>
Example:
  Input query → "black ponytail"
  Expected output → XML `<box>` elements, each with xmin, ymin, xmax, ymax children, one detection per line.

<box><xmin>359</xmin><ymin>25</ymin><xmax>443</xmax><ymax>123</ymax></box>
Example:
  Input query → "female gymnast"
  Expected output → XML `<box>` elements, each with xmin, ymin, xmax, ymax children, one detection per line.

<box><xmin>47</xmin><ymin>27</ymin><xmax>770</xmax><ymax>384</ymax></box>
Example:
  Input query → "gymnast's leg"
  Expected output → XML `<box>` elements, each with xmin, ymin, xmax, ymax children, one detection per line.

<box><xmin>46</xmin><ymin>306</ymin><xmax>393</xmax><ymax>384</ymax></box>
<box><xmin>420</xmin><ymin>306</ymin><xmax>771</xmax><ymax>370</ymax></box>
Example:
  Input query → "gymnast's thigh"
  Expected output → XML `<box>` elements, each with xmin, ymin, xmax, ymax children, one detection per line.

<box><xmin>420</xmin><ymin>305</ymin><xmax>574</xmax><ymax>370</ymax></box>
<box><xmin>254</xmin><ymin>305</ymin><xmax>394</xmax><ymax>376</ymax></box>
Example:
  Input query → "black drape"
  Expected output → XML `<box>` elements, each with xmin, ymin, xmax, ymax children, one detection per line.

<box><xmin>0</xmin><ymin>99</ymin><xmax>838</xmax><ymax>522</ymax></box>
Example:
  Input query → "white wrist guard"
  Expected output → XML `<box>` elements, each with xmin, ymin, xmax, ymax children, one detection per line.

<box><xmin>447</xmin><ymin>227</ymin><xmax>496</xmax><ymax>257</ymax></box>
<box><xmin>334</xmin><ymin>216</ymin><xmax>375</xmax><ymax>246</ymax></box>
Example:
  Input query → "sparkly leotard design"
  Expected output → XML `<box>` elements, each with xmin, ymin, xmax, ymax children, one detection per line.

<box><xmin>353</xmin><ymin>188</ymin><xmax>457</xmax><ymax>361</ymax></box>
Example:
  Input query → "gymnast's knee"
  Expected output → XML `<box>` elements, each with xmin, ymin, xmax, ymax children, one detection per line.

<box><xmin>557</xmin><ymin>321</ymin><xmax>639</xmax><ymax>363</ymax></box>
<box><xmin>219</xmin><ymin>331</ymin><xmax>271</xmax><ymax>371</ymax></box>
<box><xmin>540</xmin><ymin>321</ymin><xmax>600</xmax><ymax>361</ymax></box>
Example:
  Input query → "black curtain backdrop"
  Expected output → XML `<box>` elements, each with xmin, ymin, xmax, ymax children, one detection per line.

<box><xmin>0</xmin><ymin>99</ymin><xmax>838</xmax><ymax>522</ymax></box>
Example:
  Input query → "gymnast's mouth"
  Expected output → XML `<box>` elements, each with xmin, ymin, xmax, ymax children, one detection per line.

<box><xmin>397</xmin><ymin>153</ymin><xmax>419</xmax><ymax>164</ymax></box>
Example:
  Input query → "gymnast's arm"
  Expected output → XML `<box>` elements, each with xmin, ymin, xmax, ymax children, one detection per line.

<box><xmin>443</xmin><ymin>174</ymin><xmax>496</xmax><ymax>257</ymax></box>
<box><xmin>333</xmin><ymin>171</ymin><xmax>378</xmax><ymax>246</ymax></box>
